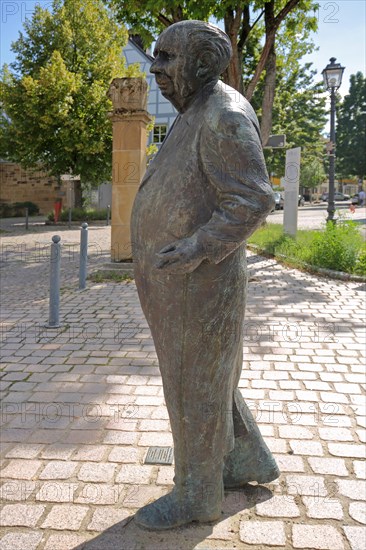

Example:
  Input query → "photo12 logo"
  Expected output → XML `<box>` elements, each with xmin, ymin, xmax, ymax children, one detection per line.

<box><xmin>2</xmin><ymin>2</ymin><xmax>53</xmax><ymax>24</ymax></box>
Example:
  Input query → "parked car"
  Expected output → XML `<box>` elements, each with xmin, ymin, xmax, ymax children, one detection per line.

<box><xmin>321</xmin><ymin>192</ymin><xmax>350</xmax><ymax>201</ymax></box>
<box><xmin>351</xmin><ymin>193</ymin><xmax>365</xmax><ymax>205</ymax></box>
<box><xmin>273</xmin><ymin>192</ymin><xmax>284</xmax><ymax>210</ymax></box>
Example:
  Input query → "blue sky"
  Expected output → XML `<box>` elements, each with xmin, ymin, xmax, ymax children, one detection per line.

<box><xmin>1</xmin><ymin>0</ymin><xmax>365</xmax><ymax>97</ymax></box>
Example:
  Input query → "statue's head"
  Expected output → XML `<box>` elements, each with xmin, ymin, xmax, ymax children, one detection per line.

<box><xmin>150</xmin><ymin>21</ymin><xmax>232</xmax><ymax>112</ymax></box>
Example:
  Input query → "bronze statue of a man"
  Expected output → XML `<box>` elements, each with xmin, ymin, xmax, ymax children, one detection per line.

<box><xmin>131</xmin><ymin>20</ymin><xmax>279</xmax><ymax>530</ymax></box>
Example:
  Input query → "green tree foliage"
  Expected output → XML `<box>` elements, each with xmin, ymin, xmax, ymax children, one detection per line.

<box><xmin>105</xmin><ymin>0</ymin><xmax>317</xmax><ymax>95</ymax></box>
<box><xmin>257</xmin><ymin>60</ymin><xmax>327</xmax><ymax>181</ymax></box>
<box><xmin>299</xmin><ymin>158</ymin><xmax>326</xmax><ymax>192</ymax></box>
<box><xmin>336</xmin><ymin>72</ymin><xmax>366</xmax><ymax>181</ymax></box>
<box><xmin>0</xmin><ymin>0</ymin><xmax>139</xmax><ymax>203</ymax></box>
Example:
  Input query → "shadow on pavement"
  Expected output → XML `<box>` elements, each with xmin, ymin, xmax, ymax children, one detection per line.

<box><xmin>73</xmin><ymin>485</ymin><xmax>272</xmax><ymax>550</ymax></box>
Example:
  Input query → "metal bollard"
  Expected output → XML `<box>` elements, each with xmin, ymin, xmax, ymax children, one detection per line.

<box><xmin>79</xmin><ymin>222</ymin><xmax>88</xmax><ymax>290</ymax></box>
<box><xmin>106</xmin><ymin>205</ymin><xmax>110</xmax><ymax>226</ymax></box>
<box><xmin>47</xmin><ymin>235</ymin><xmax>61</xmax><ymax>328</ymax></box>
<box><xmin>25</xmin><ymin>208</ymin><xmax>29</xmax><ymax>230</ymax></box>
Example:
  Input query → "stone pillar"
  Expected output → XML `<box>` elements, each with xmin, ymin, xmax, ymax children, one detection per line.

<box><xmin>107</xmin><ymin>78</ymin><xmax>151</xmax><ymax>261</ymax></box>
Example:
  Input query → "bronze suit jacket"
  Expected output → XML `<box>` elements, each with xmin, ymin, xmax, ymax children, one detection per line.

<box><xmin>131</xmin><ymin>80</ymin><xmax>274</xmax><ymax>463</ymax></box>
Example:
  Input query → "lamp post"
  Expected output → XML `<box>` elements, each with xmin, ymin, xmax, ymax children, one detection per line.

<box><xmin>322</xmin><ymin>58</ymin><xmax>345</xmax><ymax>222</ymax></box>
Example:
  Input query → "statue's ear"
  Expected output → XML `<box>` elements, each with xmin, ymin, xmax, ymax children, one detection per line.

<box><xmin>196</xmin><ymin>58</ymin><xmax>211</xmax><ymax>79</ymax></box>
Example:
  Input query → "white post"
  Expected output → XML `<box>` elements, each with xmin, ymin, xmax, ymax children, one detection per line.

<box><xmin>283</xmin><ymin>147</ymin><xmax>301</xmax><ymax>237</ymax></box>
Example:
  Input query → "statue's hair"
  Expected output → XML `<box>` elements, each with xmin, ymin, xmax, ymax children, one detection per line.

<box><xmin>161</xmin><ymin>20</ymin><xmax>232</xmax><ymax>78</ymax></box>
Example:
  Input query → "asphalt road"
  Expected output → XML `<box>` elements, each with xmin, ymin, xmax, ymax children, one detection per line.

<box><xmin>1</xmin><ymin>202</ymin><xmax>365</xmax><ymax>235</ymax></box>
<box><xmin>269</xmin><ymin>202</ymin><xmax>366</xmax><ymax>231</ymax></box>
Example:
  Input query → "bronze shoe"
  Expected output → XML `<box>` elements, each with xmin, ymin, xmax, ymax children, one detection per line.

<box><xmin>134</xmin><ymin>487</ymin><xmax>222</xmax><ymax>530</ymax></box>
<box><xmin>223</xmin><ymin>433</ymin><xmax>280</xmax><ymax>488</ymax></box>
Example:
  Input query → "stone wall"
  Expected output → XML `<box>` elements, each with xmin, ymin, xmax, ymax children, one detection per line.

<box><xmin>0</xmin><ymin>161</ymin><xmax>67</xmax><ymax>215</ymax></box>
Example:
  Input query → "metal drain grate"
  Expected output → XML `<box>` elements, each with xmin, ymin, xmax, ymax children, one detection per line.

<box><xmin>144</xmin><ymin>446</ymin><xmax>174</xmax><ymax>465</ymax></box>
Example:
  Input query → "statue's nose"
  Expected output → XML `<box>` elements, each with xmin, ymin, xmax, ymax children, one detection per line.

<box><xmin>150</xmin><ymin>58</ymin><xmax>162</xmax><ymax>74</ymax></box>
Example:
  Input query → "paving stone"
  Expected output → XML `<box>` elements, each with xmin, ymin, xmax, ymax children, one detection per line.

<box><xmin>71</xmin><ymin>445</ymin><xmax>107</xmax><ymax>462</ymax></box>
<box><xmin>274</xmin><ymin>454</ymin><xmax>305</xmax><ymax>472</ymax></box>
<box><xmin>76</xmin><ymin>483</ymin><xmax>123</xmax><ymax>505</ymax></box>
<box><xmin>116</xmin><ymin>464</ymin><xmax>155</xmax><ymax>485</ymax></box>
<box><xmin>308</xmin><ymin>457</ymin><xmax>349</xmax><ymax>476</ymax></box>
<box><xmin>106</xmin><ymin>416</ymin><xmax>139</xmax><ymax>431</ymax></box>
<box><xmin>336</xmin><ymin>479</ymin><xmax>366</xmax><ymax>500</ymax></box>
<box><xmin>279</xmin><ymin>425</ymin><xmax>313</xmax><ymax>439</ymax></box>
<box><xmin>0</xmin><ymin>532</ymin><xmax>43</xmax><ymax>550</ymax></box>
<box><xmin>266</xmin><ymin>438</ymin><xmax>287</xmax><ymax>453</ymax></box>
<box><xmin>43</xmin><ymin>533</ymin><xmax>91</xmax><ymax>550</ymax></box>
<box><xmin>269</xmin><ymin>390</ymin><xmax>294</xmax><ymax>401</ymax></box>
<box><xmin>35</xmin><ymin>481</ymin><xmax>78</xmax><ymax>502</ymax></box>
<box><xmin>256</xmin><ymin>495</ymin><xmax>300</xmax><ymax>517</ymax></box>
<box><xmin>258</xmin><ymin>424</ymin><xmax>274</xmax><ymax>436</ymax></box>
<box><xmin>39</xmin><ymin>460</ymin><xmax>77</xmax><ymax>479</ymax></box>
<box><xmin>1</xmin><ymin>459</ymin><xmax>43</xmax><ymax>479</ymax></box>
<box><xmin>78</xmin><ymin>462</ymin><xmax>116</xmax><ymax>483</ymax></box>
<box><xmin>286</xmin><ymin>475</ymin><xmax>327</xmax><ymax>497</ymax></box>
<box><xmin>304</xmin><ymin>381</ymin><xmax>331</xmax><ymax>391</ymax></box>
<box><xmin>122</xmin><ymin>485</ymin><xmax>167</xmax><ymax>508</ymax></box>
<box><xmin>292</xmin><ymin>524</ymin><xmax>344</xmax><ymax>549</ymax></box>
<box><xmin>40</xmin><ymin>443</ymin><xmax>76</xmax><ymax>460</ymax></box>
<box><xmin>139</xmin><ymin>419</ymin><xmax>170</xmax><ymax>431</ymax></box>
<box><xmin>320</xmin><ymin>392</ymin><xmax>349</xmax><ymax>403</ymax></box>
<box><xmin>239</xmin><ymin>520</ymin><xmax>286</xmax><ymax>546</ymax></box>
<box><xmin>343</xmin><ymin>526</ymin><xmax>366</xmax><ymax>550</ymax></box>
<box><xmin>334</xmin><ymin>382</ymin><xmax>361</xmax><ymax>394</ymax></box>
<box><xmin>296</xmin><ymin>390</ymin><xmax>318</xmax><ymax>402</ymax></box>
<box><xmin>0</xmin><ymin>502</ymin><xmax>45</xmax><ymax>526</ymax></box>
<box><xmin>303</xmin><ymin>496</ymin><xmax>343</xmax><ymax>519</ymax></box>
<box><xmin>353</xmin><ymin>460</ymin><xmax>366</xmax><ymax>479</ymax></box>
<box><xmin>289</xmin><ymin>440</ymin><xmax>323</xmax><ymax>456</ymax></box>
<box><xmin>328</xmin><ymin>443</ymin><xmax>366</xmax><ymax>458</ymax></box>
<box><xmin>103</xmin><ymin>430</ymin><xmax>139</xmax><ymax>445</ymax></box>
<box><xmin>138</xmin><ymin>432</ymin><xmax>173</xmax><ymax>447</ymax></box>
<box><xmin>349</xmin><ymin>501</ymin><xmax>366</xmax><ymax>524</ymax></box>
<box><xmin>0</xmin><ymin>480</ymin><xmax>36</xmax><ymax>501</ymax></box>
<box><xmin>156</xmin><ymin>466</ymin><xmax>175</xmax><ymax>485</ymax></box>
<box><xmin>318</xmin><ymin>427</ymin><xmax>354</xmax><ymax>441</ymax></box>
<box><xmin>206</xmin><ymin>515</ymin><xmax>237</xmax><ymax>541</ymax></box>
<box><xmin>5</xmin><ymin>443</ymin><xmax>44</xmax><ymax>459</ymax></box>
<box><xmin>108</xmin><ymin>446</ymin><xmax>141</xmax><ymax>463</ymax></box>
<box><xmin>41</xmin><ymin>503</ymin><xmax>89</xmax><ymax>530</ymax></box>
<box><xmin>87</xmin><ymin>506</ymin><xmax>132</xmax><ymax>531</ymax></box>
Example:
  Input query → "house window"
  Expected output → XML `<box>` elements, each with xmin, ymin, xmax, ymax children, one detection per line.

<box><xmin>153</xmin><ymin>125</ymin><xmax>167</xmax><ymax>144</ymax></box>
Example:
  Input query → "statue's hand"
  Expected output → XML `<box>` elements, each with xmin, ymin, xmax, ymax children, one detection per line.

<box><xmin>155</xmin><ymin>235</ymin><xmax>206</xmax><ymax>274</ymax></box>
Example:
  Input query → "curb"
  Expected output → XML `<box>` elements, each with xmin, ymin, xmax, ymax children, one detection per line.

<box><xmin>247</xmin><ymin>244</ymin><xmax>366</xmax><ymax>283</ymax></box>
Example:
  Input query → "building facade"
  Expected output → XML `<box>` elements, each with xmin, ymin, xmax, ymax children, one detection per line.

<box><xmin>1</xmin><ymin>38</ymin><xmax>177</xmax><ymax>214</ymax></box>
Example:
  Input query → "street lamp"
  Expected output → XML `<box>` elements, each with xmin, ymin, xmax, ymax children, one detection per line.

<box><xmin>322</xmin><ymin>57</ymin><xmax>345</xmax><ymax>222</ymax></box>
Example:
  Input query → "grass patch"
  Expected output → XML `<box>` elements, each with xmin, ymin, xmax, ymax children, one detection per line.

<box><xmin>248</xmin><ymin>219</ymin><xmax>366</xmax><ymax>276</ymax></box>
<box><xmin>88</xmin><ymin>270</ymin><xmax>133</xmax><ymax>283</ymax></box>
<box><xmin>48</xmin><ymin>207</ymin><xmax>108</xmax><ymax>222</ymax></box>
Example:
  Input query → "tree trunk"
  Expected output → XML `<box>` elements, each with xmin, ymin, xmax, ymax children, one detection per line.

<box><xmin>223</xmin><ymin>46</ymin><xmax>244</xmax><ymax>93</ymax></box>
<box><xmin>245</xmin><ymin>0</ymin><xmax>301</xmax><ymax>101</ymax></box>
<box><xmin>222</xmin><ymin>7</ymin><xmax>244</xmax><ymax>93</ymax></box>
<box><xmin>260</xmin><ymin>43</ymin><xmax>277</xmax><ymax>145</ymax></box>
<box><xmin>74</xmin><ymin>180</ymin><xmax>83</xmax><ymax>208</ymax></box>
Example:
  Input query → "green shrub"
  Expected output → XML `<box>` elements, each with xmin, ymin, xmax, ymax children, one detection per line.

<box><xmin>0</xmin><ymin>201</ymin><xmax>39</xmax><ymax>217</ymax></box>
<box><xmin>354</xmin><ymin>246</ymin><xmax>366</xmax><ymax>276</ymax></box>
<box><xmin>48</xmin><ymin>207</ymin><xmax>108</xmax><ymax>222</ymax></box>
<box><xmin>307</xmin><ymin>220</ymin><xmax>363</xmax><ymax>273</ymax></box>
<box><xmin>248</xmin><ymin>221</ymin><xmax>365</xmax><ymax>275</ymax></box>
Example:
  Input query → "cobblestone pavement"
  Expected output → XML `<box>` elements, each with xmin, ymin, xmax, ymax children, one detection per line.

<box><xmin>0</xmin><ymin>224</ymin><xmax>365</xmax><ymax>550</ymax></box>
